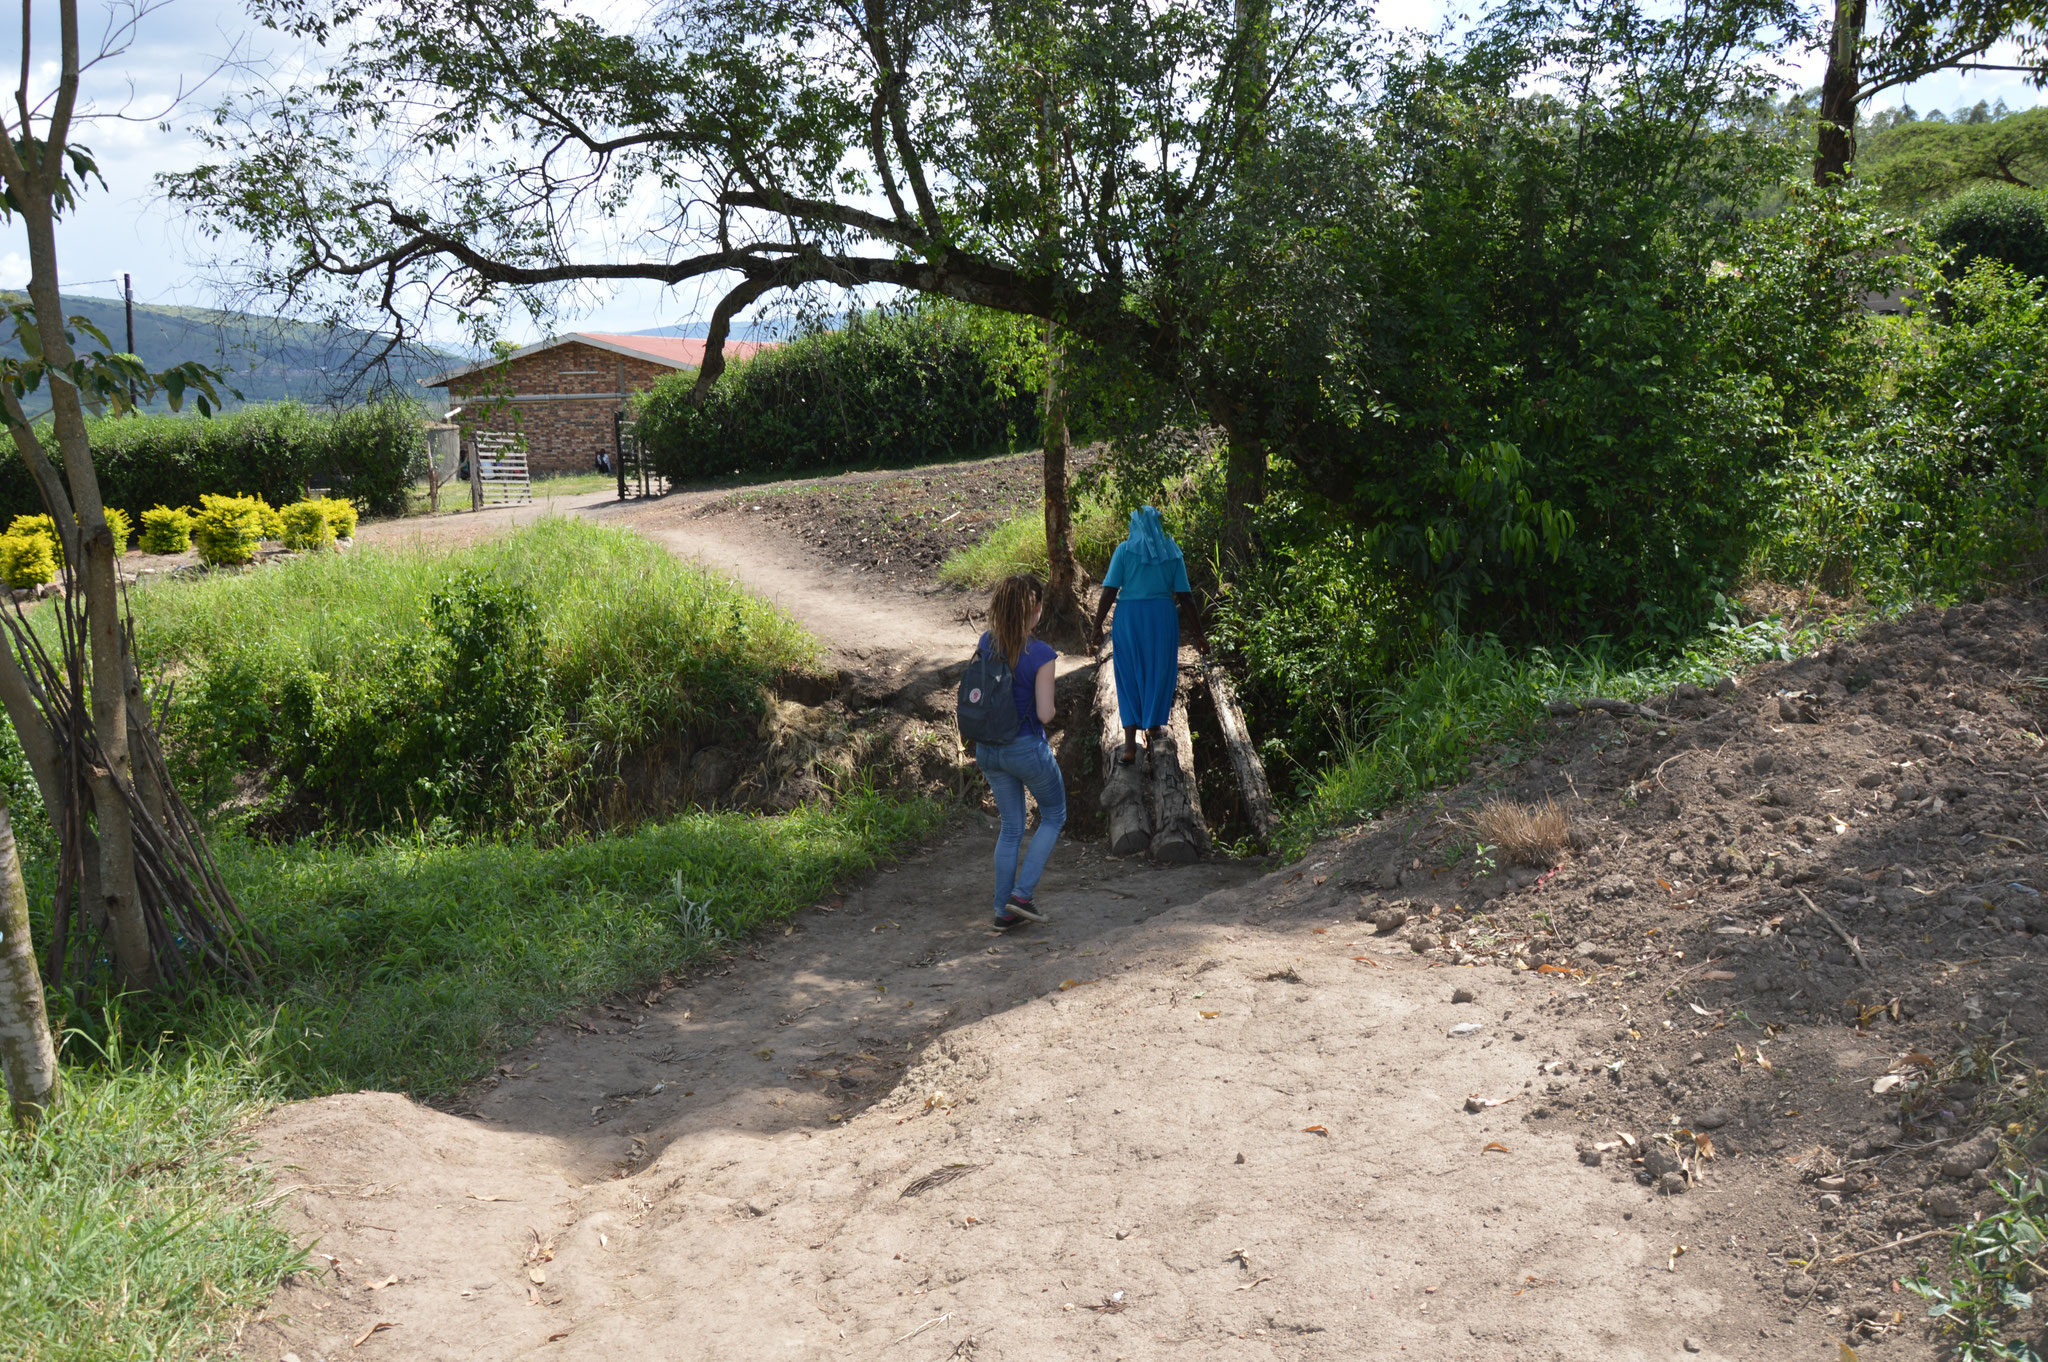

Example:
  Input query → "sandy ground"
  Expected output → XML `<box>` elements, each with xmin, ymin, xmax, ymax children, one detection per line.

<box><xmin>240</xmin><ymin>829</ymin><xmax>1817</xmax><ymax>1362</ymax></box>
<box><xmin>232</xmin><ymin>472</ymin><xmax>1963</xmax><ymax>1362</ymax></box>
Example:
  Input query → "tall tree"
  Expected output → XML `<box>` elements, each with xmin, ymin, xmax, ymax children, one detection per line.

<box><xmin>1813</xmin><ymin>0</ymin><xmax>2048</xmax><ymax>183</ymax></box>
<box><xmin>1</xmin><ymin>0</ymin><xmax>258</xmax><ymax>995</ymax></box>
<box><xmin>168</xmin><ymin>0</ymin><xmax>1366</xmax><ymax>538</ymax></box>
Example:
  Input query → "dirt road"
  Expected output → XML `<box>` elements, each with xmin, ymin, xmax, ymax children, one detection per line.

<box><xmin>243</xmin><ymin>832</ymin><xmax>1805</xmax><ymax>1362</ymax></box>
<box><xmin>240</xmin><ymin>471</ymin><xmax>1945</xmax><ymax>1361</ymax></box>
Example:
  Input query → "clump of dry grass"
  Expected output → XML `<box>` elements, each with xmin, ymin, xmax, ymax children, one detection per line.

<box><xmin>1471</xmin><ymin>796</ymin><xmax>1572</xmax><ymax>866</ymax></box>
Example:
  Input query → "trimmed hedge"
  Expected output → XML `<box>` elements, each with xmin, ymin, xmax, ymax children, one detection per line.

<box><xmin>1927</xmin><ymin>183</ymin><xmax>2048</xmax><ymax>279</ymax></box>
<box><xmin>0</xmin><ymin>400</ymin><xmax>426</xmax><ymax>524</ymax></box>
<box><xmin>635</xmin><ymin>305</ymin><xmax>1046</xmax><ymax>482</ymax></box>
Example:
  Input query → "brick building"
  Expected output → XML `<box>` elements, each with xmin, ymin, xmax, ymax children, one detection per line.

<box><xmin>422</xmin><ymin>333</ymin><xmax>776</xmax><ymax>475</ymax></box>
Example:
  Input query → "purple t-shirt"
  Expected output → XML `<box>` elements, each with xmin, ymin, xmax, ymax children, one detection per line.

<box><xmin>979</xmin><ymin>633</ymin><xmax>1057</xmax><ymax>740</ymax></box>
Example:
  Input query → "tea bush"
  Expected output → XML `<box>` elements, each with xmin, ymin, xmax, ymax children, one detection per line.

<box><xmin>139</xmin><ymin>505</ymin><xmax>192</xmax><ymax>554</ymax></box>
<box><xmin>189</xmin><ymin>494</ymin><xmax>269</xmax><ymax>566</ymax></box>
<box><xmin>1926</xmin><ymin>182</ymin><xmax>2048</xmax><ymax>279</ymax></box>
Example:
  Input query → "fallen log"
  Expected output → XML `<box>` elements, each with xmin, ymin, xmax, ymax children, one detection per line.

<box><xmin>1200</xmin><ymin>653</ymin><xmax>1277</xmax><ymax>851</ymax></box>
<box><xmin>1095</xmin><ymin>643</ymin><xmax>1153</xmax><ymax>857</ymax></box>
<box><xmin>1148</xmin><ymin>649</ymin><xmax>1207</xmax><ymax>863</ymax></box>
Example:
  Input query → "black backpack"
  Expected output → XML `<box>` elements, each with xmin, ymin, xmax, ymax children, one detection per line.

<box><xmin>956</xmin><ymin>637</ymin><xmax>1021</xmax><ymax>745</ymax></box>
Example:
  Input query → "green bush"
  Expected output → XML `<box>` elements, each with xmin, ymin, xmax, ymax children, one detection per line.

<box><xmin>1758</xmin><ymin>258</ymin><xmax>2048</xmax><ymax>601</ymax></box>
<box><xmin>0</xmin><ymin>400</ymin><xmax>427</xmax><ymax>524</ymax></box>
<box><xmin>137</xmin><ymin>517</ymin><xmax>817</xmax><ymax>833</ymax></box>
<box><xmin>637</xmin><ymin>303</ymin><xmax>1046</xmax><ymax>482</ymax></box>
<box><xmin>138</xmin><ymin>505</ymin><xmax>192</xmax><ymax>554</ymax></box>
<box><xmin>189</xmin><ymin>494</ymin><xmax>268</xmax><ymax>567</ymax></box>
<box><xmin>0</xmin><ymin>531</ymin><xmax>55</xmax><ymax>588</ymax></box>
<box><xmin>279</xmin><ymin>500</ymin><xmax>334</xmax><ymax>551</ymax></box>
<box><xmin>1926</xmin><ymin>182</ymin><xmax>2048</xmax><ymax>279</ymax></box>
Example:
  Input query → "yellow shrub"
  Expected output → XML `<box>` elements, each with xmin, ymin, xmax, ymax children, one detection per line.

<box><xmin>103</xmin><ymin>507</ymin><xmax>133</xmax><ymax>553</ymax></box>
<box><xmin>139</xmin><ymin>505</ymin><xmax>192</xmax><ymax>554</ymax></box>
<box><xmin>190</xmin><ymin>495</ymin><xmax>268</xmax><ymax>567</ymax></box>
<box><xmin>313</xmin><ymin>496</ymin><xmax>359</xmax><ymax>540</ymax></box>
<box><xmin>0</xmin><ymin>531</ymin><xmax>56</xmax><ymax>589</ymax></box>
<box><xmin>257</xmin><ymin>499</ymin><xmax>285</xmax><ymax>541</ymax></box>
<box><xmin>280</xmin><ymin>500</ymin><xmax>336</xmax><ymax>552</ymax></box>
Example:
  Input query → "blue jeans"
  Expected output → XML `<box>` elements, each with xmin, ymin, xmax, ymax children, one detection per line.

<box><xmin>975</xmin><ymin>734</ymin><xmax>1067</xmax><ymax>911</ymax></box>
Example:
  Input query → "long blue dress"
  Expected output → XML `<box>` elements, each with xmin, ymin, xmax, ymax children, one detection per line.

<box><xmin>1103</xmin><ymin>509</ymin><xmax>1191</xmax><ymax>730</ymax></box>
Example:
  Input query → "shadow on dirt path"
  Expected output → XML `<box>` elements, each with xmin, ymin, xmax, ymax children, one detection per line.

<box><xmin>239</xmin><ymin>460</ymin><xmax>1841</xmax><ymax>1362</ymax></box>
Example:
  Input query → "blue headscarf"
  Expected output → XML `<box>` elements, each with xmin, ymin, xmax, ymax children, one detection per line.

<box><xmin>1124</xmin><ymin>505</ymin><xmax>1180</xmax><ymax>564</ymax></box>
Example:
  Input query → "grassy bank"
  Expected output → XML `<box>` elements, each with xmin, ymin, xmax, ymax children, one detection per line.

<box><xmin>175</xmin><ymin>793</ymin><xmax>944</xmax><ymax>1095</ymax></box>
<box><xmin>1275</xmin><ymin>606</ymin><xmax>1858</xmax><ymax>857</ymax></box>
<box><xmin>133</xmin><ymin>516</ymin><xmax>817</xmax><ymax>832</ymax></box>
<box><xmin>5</xmin><ymin>516</ymin><xmax>942</xmax><ymax>1358</ymax></box>
<box><xmin>937</xmin><ymin>495</ymin><xmax>1123</xmax><ymax>589</ymax></box>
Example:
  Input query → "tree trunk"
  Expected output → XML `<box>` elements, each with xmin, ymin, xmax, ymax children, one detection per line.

<box><xmin>1040</xmin><ymin>330</ymin><xmax>1089</xmax><ymax>649</ymax></box>
<box><xmin>1222</xmin><ymin>427</ymin><xmax>1267</xmax><ymax>563</ymax></box>
<box><xmin>0</xmin><ymin>798</ymin><xmax>60</xmax><ymax>1128</ymax></box>
<box><xmin>10</xmin><ymin>131</ymin><xmax>157</xmax><ymax>991</ymax></box>
<box><xmin>1200</xmin><ymin>653</ymin><xmax>1277</xmax><ymax>850</ymax></box>
<box><xmin>1815</xmin><ymin>0</ymin><xmax>1866</xmax><ymax>184</ymax></box>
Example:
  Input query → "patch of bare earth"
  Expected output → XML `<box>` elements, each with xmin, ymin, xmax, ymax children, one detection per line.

<box><xmin>682</xmin><ymin>449</ymin><xmax>1097</xmax><ymax>588</ymax></box>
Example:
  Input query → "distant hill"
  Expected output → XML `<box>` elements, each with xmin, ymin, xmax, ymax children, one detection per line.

<box><xmin>0</xmin><ymin>293</ymin><xmax>465</xmax><ymax>415</ymax></box>
<box><xmin>629</xmin><ymin>320</ymin><xmax>796</xmax><ymax>342</ymax></box>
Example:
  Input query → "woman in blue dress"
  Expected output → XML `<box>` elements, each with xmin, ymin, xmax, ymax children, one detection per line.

<box><xmin>1089</xmin><ymin>505</ymin><xmax>1206</xmax><ymax>767</ymax></box>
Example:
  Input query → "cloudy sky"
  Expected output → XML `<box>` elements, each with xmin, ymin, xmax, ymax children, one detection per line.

<box><xmin>4</xmin><ymin>0</ymin><xmax>2042</xmax><ymax>347</ymax></box>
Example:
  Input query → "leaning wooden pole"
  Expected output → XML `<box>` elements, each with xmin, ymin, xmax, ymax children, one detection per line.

<box><xmin>1201</xmin><ymin>654</ymin><xmax>1277</xmax><ymax>851</ymax></box>
<box><xmin>1095</xmin><ymin>643</ymin><xmax>1153</xmax><ymax>857</ymax></box>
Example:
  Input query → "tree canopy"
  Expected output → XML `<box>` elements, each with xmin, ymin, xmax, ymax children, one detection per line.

<box><xmin>171</xmin><ymin>0</ymin><xmax>1366</xmax><ymax>398</ymax></box>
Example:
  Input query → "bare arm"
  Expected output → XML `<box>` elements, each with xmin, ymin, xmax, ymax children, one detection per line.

<box><xmin>1035</xmin><ymin>660</ymin><xmax>1057</xmax><ymax>725</ymax></box>
<box><xmin>1089</xmin><ymin>586</ymin><xmax>1119</xmax><ymax>653</ymax></box>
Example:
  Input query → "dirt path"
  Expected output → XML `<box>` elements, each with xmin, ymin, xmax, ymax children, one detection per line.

<box><xmin>355</xmin><ymin>475</ymin><xmax>991</xmax><ymax>678</ymax></box>
<box><xmin>242</xmin><ymin>833</ymin><xmax>1806</xmax><ymax>1362</ymax></box>
<box><xmin>237</xmin><ymin>467</ymin><xmax>1914</xmax><ymax>1362</ymax></box>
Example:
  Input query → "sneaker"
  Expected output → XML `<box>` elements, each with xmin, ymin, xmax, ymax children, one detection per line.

<box><xmin>993</xmin><ymin>906</ymin><xmax>1027</xmax><ymax>930</ymax></box>
<box><xmin>1003</xmin><ymin>895</ymin><xmax>1047</xmax><ymax>922</ymax></box>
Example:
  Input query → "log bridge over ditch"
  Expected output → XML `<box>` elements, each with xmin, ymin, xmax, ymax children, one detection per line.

<box><xmin>1093</xmin><ymin>643</ymin><xmax>1277</xmax><ymax>859</ymax></box>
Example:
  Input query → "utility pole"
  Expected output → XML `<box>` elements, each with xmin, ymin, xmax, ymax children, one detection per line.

<box><xmin>123</xmin><ymin>273</ymin><xmax>137</xmax><ymax>409</ymax></box>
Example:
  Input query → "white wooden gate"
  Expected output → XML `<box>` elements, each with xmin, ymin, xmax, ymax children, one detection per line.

<box><xmin>470</xmin><ymin>432</ymin><xmax>533</xmax><ymax>508</ymax></box>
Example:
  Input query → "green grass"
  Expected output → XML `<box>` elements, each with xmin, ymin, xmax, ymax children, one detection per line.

<box><xmin>132</xmin><ymin>514</ymin><xmax>814</xmax><ymax>688</ymax></box>
<box><xmin>937</xmin><ymin>495</ymin><xmax>1124</xmax><ymax>589</ymax></box>
<box><xmin>8</xmin><ymin>790</ymin><xmax>941</xmax><ymax>1358</ymax></box>
<box><xmin>128</xmin><ymin>516</ymin><xmax>819</xmax><ymax>829</ymax></box>
<box><xmin>0</xmin><ymin>1037</ymin><xmax>302</xmax><ymax>1362</ymax></box>
<box><xmin>1280</xmin><ymin>604</ymin><xmax>1865</xmax><ymax>856</ymax></box>
<box><xmin>165</xmin><ymin>793</ymin><xmax>944</xmax><ymax>1095</ymax></box>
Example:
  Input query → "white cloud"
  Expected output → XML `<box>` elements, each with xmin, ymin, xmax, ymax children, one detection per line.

<box><xmin>0</xmin><ymin>253</ymin><xmax>29</xmax><ymax>288</ymax></box>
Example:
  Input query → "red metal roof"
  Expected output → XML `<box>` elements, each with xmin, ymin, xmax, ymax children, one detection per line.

<box><xmin>578</xmin><ymin>333</ymin><xmax>779</xmax><ymax>368</ymax></box>
<box><xmin>422</xmin><ymin>331</ymin><xmax>781</xmax><ymax>386</ymax></box>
